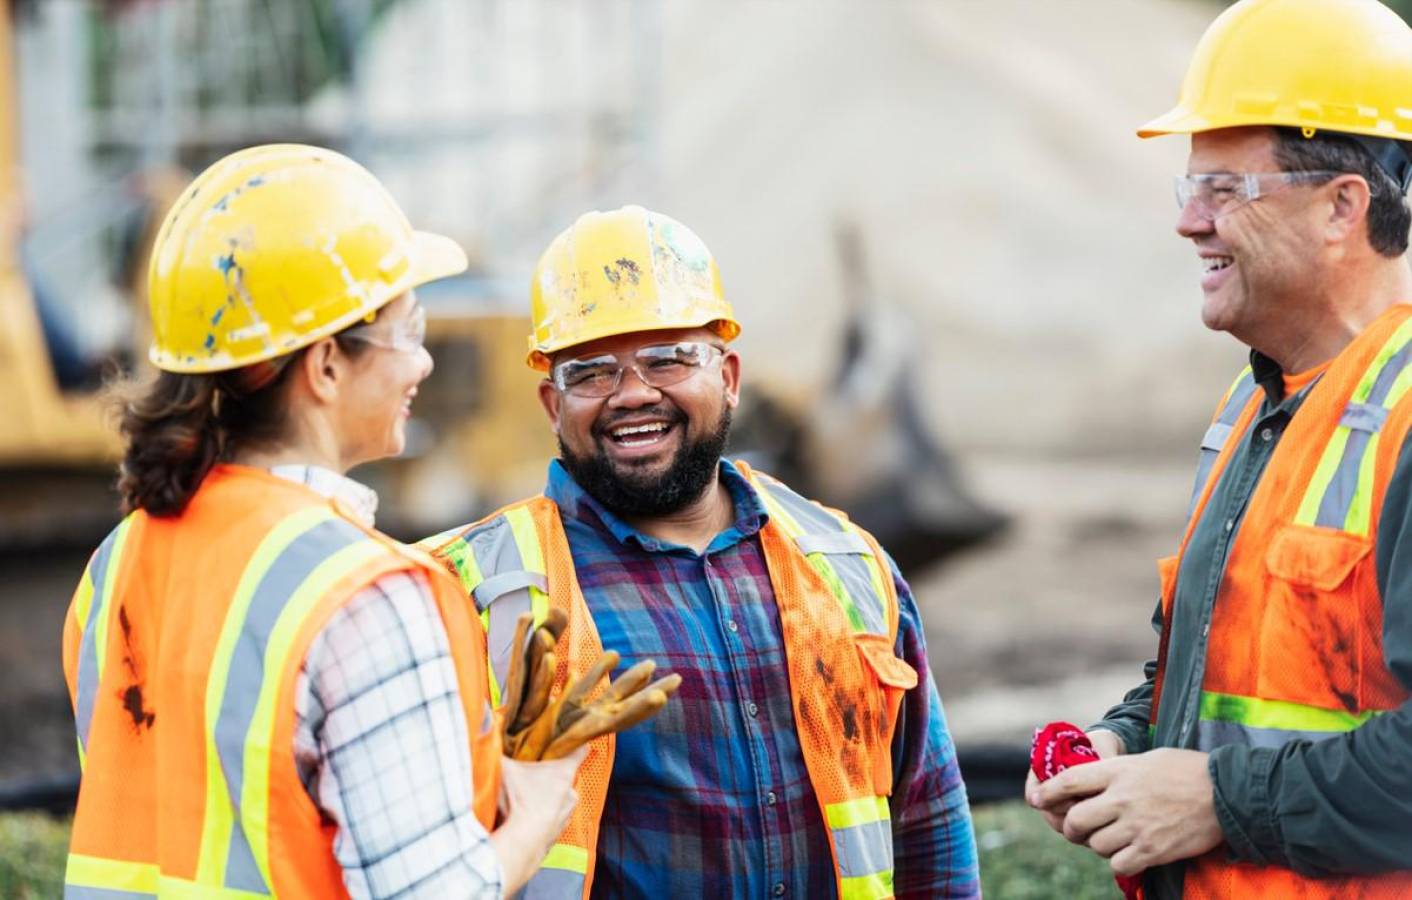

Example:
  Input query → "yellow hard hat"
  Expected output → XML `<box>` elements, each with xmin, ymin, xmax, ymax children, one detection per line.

<box><xmin>526</xmin><ymin>205</ymin><xmax>741</xmax><ymax>370</ymax></box>
<box><xmin>1139</xmin><ymin>0</ymin><xmax>1412</xmax><ymax>142</ymax></box>
<box><xmin>147</xmin><ymin>143</ymin><xmax>467</xmax><ymax>373</ymax></box>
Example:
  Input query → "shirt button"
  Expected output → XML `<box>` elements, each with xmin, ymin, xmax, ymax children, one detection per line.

<box><xmin>766</xmin><ymin>791</ymin><xmax>778</xmax><ymax>806</ymax></box>
<box><xmin>1260</xmin><ymin>427</ymin><xmax>1274</xmax><ymax>442</ymax></box>
<box><xmin>773</xmin><ymin>884</ymin><xmax>786</xmax><ymax>896</ymax></box>
<box><xmin>746</xmin><ymin>701</ymin><xmax>759</xmax><ymax>718</ymax></box>
<box><xmin>1224</xmin><ymin>518</ymin><xmax>1235</xmax><ymax>532</ymax></box>
<box><xmin>727</xmin><ymin>619</ymin><xmax>739</xmax><ymax>633</ymax></box>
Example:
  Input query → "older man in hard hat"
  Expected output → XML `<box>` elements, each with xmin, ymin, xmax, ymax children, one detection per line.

<box><xmin>1028</xmin><ymin>0</ymin><xmax>1412</xmax><ymax>896</ymax></box>
<box><xmin>421</xmin><ymin>205</ymin><xmax>978</xmax><ymax>899</ymax></box>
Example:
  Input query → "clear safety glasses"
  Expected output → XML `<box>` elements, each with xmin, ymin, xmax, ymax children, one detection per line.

<box><xmin>342</xmin><ymin>304</ymin><xmax>427</xmax><ymax>352</ymax></box>
<box><xmin>552</xmin><ymin>340</ymin><xmax>724</xmax><ymax>398</ymax></box>
<box><xmin>1174</xmin><ymin>170</ymin><xmax>1341</xmax><ymax>222</ymax></box>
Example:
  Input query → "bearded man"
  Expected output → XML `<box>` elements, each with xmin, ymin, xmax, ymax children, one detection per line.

<box><xmin>422</xmin><ymin>206</ymin><xmax>978</xmax><ymax>899</ymax></box>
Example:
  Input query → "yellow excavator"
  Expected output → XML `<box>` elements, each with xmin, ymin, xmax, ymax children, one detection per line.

<box><xmin>0</xmin><ymin>4</ymin><xmax>1004</xmax><ymax>571</ymax></box>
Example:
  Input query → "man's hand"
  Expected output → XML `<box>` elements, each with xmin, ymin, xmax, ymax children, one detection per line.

<box><xmin>1031</xmin><ymin>748</ymin><xmax>1224</xmax><ymax>876</ymax></box>
<box><xmin>1026</xmin><ymin>728</ymin><xmax>1125</xmax><ymax>833</ymax></box>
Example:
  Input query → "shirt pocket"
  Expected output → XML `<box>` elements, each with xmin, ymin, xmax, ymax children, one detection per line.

<box><xmin>1259</xmin><ymin>523</ymin><xmax>1368</xmax><ymax>710</ymax></box>
<box><xmin>853</xmin><ymin>632</ymin><xmax>918</xmax><ymax>796</ymax></box>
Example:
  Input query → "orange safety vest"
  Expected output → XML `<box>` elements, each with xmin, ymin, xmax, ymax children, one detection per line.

<box><xmin>1153</xmin><ymin>305</ymin><xmax>1412</xmax><ymax>898</ymax></box>
<box><xmin>425</xmin><ymin>461</ymin><xmax>919</xmax><ymax>900</ymax></box>
<box><xmin>61</xmin><ymin>464</ymin><xmax>501</xmax><ymax>898</ymax></box>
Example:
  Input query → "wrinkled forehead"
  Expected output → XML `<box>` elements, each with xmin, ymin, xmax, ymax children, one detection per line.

<box><xmin>551</xmin><ymin>326</ymin><xmax>722</xmax><ymax>363</ymax></box>
<box><xmin>1187</xmin><ymin>126</ymin><xmax>1279</xmax><ymax>174</ymax></box>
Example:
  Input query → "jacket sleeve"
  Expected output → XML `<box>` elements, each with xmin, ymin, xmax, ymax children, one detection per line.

<box><xmin>885</xmin><ymin>557</ymin><xmax>980</xmax><ymax>900</ymax></box>
<box><xmin>1089</xmin><ymin>599</ymin><xmax>1162</xmax><ymax>755</ymax></box>
<box><xmin>1207</xmin><ymin>434</ymin><xmax>1412</xmax><ymax>875</ymax></box>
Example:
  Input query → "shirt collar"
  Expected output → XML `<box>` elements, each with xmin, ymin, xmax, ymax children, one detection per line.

<box><xmin>545</xmin><ymin>457</ymin><xmax>769</xmax><ymax>555</ymax></box>
<box><xmin>269</xmin><ymin>464</ymin><xmax>379</xmax><ymax>527</ymax></box>
<box><xmin>1250</xmin><ymin>348</ymin><xmax>1330</xmax><ymax>407</ymax></box>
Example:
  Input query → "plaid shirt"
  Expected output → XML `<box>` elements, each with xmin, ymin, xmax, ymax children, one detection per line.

<box><xmin>545</xmin><ymin>459</ymin><xmax>979</xmax><ymax>899</ymax></box>
<box><xmin>280</xmin><ymin>466</ymin><xmax>503</xmax><ymax>899</ymax></box>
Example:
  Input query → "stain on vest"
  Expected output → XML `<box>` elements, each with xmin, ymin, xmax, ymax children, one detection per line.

<box><xmin>118</xmin><ymin>605</ymin><xmax>155</xmax><ymax>731</ymax></box>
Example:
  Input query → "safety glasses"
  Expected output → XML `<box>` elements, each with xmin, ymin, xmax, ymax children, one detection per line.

<box><xmin>342</xmin><ymin>304</ymin><xmax>427</xmax><ymax>352</ymax></box>
<box><xmin>552</xmin><ymin>340</ymin><xmax>724</xmax><ymax>398</ymax></box>
<box><xmin>1174</xmin><ymin>170</ymin><xmax>1342</xmax><ymax>222</ymax></box>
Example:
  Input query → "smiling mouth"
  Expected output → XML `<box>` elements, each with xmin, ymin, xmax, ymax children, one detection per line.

<box><xmin>1202</xmin><ymin>255</ymin><xmax>1233</xmax><ymax>273</ymax></box>
<box><xmin>607</xmin><ymin>421</ymin><xmax>674</xmax><ymax>448</ymax></box>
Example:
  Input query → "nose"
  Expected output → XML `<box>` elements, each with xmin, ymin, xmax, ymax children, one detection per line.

<box><xmin>1175</xmin><ymin>198</ymin><xmax>1213</xmax><ymax>239</ymax></box>
<box><xmin>415</xmin><ymin>344</ymin><xmax>434</xmax><ymax>381</ymax></box>
<box><xmin>606</xmin><ymin>364</ymin><xmax>661</xmax><ymax>408</ymax></box>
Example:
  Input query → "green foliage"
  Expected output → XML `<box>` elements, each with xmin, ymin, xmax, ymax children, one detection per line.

<box><xmin>0</xmin><ymin>814</ymin><xmax>69</xmax><ymax>899</ymax></box>
<box><xmin>976</xmin><ymin>801</ymin><xmax>1119</xmax><ymax>900</ymax></box>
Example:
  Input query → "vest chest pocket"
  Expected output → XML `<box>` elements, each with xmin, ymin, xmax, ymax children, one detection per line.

<box><xmin>853</xmin><ymin>633</ymin><xmax>918</xmax><ymax>796</ymax></box>
<box><xmin>1259</xmin><ymin>524</ymin><xmax>1370</xmax><ymax>710</ymax></box>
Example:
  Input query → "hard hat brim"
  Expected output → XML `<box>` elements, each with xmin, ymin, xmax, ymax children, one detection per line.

<box><xmin>407</xmin><ymin>230</ymin><xmax>470</xmax><ymax>289</ymax></box>
<box><xmin>1137</xmin><ymin>105</ymin><xmax>1210</xmax><ymax>139</ymax></box>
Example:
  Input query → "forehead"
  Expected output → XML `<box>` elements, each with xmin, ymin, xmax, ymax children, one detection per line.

<box><xmin>1187</xmin><ymin>127</ymin><xmax>1279</xmax><ymax>174</ymax></box>
<box><xmin>554</xmin><ymin>327</ymin><xmax>720</xmax><ymax>361</ymax></box>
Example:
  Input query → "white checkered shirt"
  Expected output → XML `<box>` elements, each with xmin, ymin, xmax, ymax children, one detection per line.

<box><xmin>276</xmin><ymin>466</ymin><xmax>503</xmax><ymax>899</ymax></box>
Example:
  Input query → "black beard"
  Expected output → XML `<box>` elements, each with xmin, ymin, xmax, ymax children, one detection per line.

<box><xmin>559</xmin><ymin>405</ymin><xmax>732</xmax><ymax>518</ymax></box>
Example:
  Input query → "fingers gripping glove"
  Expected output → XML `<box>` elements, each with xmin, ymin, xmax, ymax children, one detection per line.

<box><xmin>1030</xmin><ymin>721</ymin><xmax>1143</xmax><ymax>900</ymax></box>
<box><xmin>500</xmin><ymin>610</ymin><xmax>681</xmax><ymax>761</ymax></box>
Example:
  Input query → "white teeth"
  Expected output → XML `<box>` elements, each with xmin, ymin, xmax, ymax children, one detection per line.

<box><xmin>612</xmin><ymin>422</ymin><xmax>669</xmax><ymax>438</ymax></box>
<box><xmin>1203</xmin><ymin>256</ymin><xmax>1233</xmax><ymax>273</ymax></box>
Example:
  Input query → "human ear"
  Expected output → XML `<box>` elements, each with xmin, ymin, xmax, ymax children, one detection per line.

<box><xmin>301</xmin><ymin>338</ymin><xmax>344</xmax><ymax>405</ymax></box>
<box><xmin>1325</xmin><ymin>174</ymin><xmax>1372</xmax><ymax>246</ymax></box>
<box><xmin>537</xmin><ymin>378</ymin><xmax>563</xmax><ymax>433</ymax></box>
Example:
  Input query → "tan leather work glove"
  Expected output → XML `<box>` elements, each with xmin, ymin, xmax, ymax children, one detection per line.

<box><xmin>498</xmin><ymin>610</ymin><xmax>681</xmax><ymax>761</ymax></box>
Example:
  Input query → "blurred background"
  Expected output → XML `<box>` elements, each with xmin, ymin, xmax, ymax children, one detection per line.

<box><xmin>3</xmin><ymin>0</ymin><xmax>1408</xmax><ymax>893</ymax></box>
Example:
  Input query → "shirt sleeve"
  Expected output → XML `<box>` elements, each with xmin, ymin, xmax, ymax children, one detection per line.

<box><xmin>293</xmin><ymin>569</ymin><xmax>504</xmax><ymax>899</ymax></box>
<box><xmin>1090</xmin><ymin>600</ymin><xmax>1161</xmax><ymax>755</ymax></box>
<box><xmin>886</xmin><ymin>558</ymin><xmax>980</xmax><ymax>900</ymax></box>
<box><xmin>1206</xmin><ymin>433</ymin><xmax>1412</xmax><ymax>875</ymax></box>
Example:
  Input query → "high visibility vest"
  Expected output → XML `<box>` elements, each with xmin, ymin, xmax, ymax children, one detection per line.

<box><xmin>1153</xmin><ymin>305</ymin><xmax>1412</xmax><ymax>898</ymax></box>
<box><xmin>425</xmin><ymin>461</ymin><xmax>918</xmax><ymax>900</ymax></box>
<box><xmin>61</xmin><ymin>464</ymin><xmax>501</xmax><ymax>899</ymax></box>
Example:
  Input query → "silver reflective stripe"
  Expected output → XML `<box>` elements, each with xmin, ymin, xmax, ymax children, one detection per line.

<box><xmin>473</xmin><ymin>571</ymin><xmax>549</xmax><ymax>609</ymax></box>
<box><xmin>521</xmin><ymin>868</ymin><xmax>586</xmax><ymax>899</ymax></box>
<box><xmin>1200</xmin><ymin>422</ymin><xmax>1233</xmax><ymax>451</ymax></box>
<box><xmin>74</xmin><ymin>526</ymin><xmax>125</xmax><ymax>756</ymax></box>
<box><xmin>1195</xmin><ymin>719</ymin><xmax>1344</xmax><ymax>752</ymax></box>
<box><xmin>796</xmin><ymin>531</ymin><xmax>871</xmax><ymax>556</ymax></box>
<box><xmin>465</xmin><ymin>515</ymin><xmax>537</xmax><ymax>691</ymax></box>
<box><xmin>831</xmin><ymin>818</ymin><xmax>894</xmax><ymax>880</ymax></box>
<box><xmin>65</xmin><ymin>887</ymin><xmax>154</xmax><ymax>899</ymax></box>
<box><xmin>1314</xmin><ymin>425</ymin><xmax>1377</xmax><ymax>529</ymax></box>
<box><xmin>1188</xmin><ymin>372</ymin><xmax>1256</xmax><ymax>516</ymax></box>
<box><xmin>213</xmin><ymin>517</ymin><xmax>365</xmax><ymax>894</ymax></box>
<box><xmin>1314</xmin><ymin>344</ymin><xmax>1412</xmax><ymax>529</ymax></box>
<box><xmin>1339</xmin><ymin>402</ymin><xmax>1389</xmax><ymax>433</ymax></box>
<box><xmin>757</xmin><ymin>477</ymin><xmax>888</xmax><ymax>635</ymax></box>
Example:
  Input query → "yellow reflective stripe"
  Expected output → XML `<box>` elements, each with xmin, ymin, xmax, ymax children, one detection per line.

<box><xmin>1200</xmin><ymin>690</ymin><xmax>1384</xmax><ymax>732</ymax></box>
<box><xmin>504</xmin><ymin>506</ymin><xmax>550</xmax><ymax>626</ymax></box>
<box><xmin>66</xmin><ymin>854</ymin><xmax>271</xmax><ymax>898</ymax></box>
<box><xmin>447</xmin><ymin>538</ymin><xmax>500</xmax><ymax>707</ymax></box>
<box><xmin>848</xmin><ymin>522</ymin><xmax>891</xmax><ymax>627</ymax></box>
<box><xmin>240</xmin><ymin>538</ymin><xmax>388</xmax><ymax>890</ymax></box>
<box><xmin>1295</xmin><ymin>425</ymin><xmax>1353</xmax><ymax>526</ymax></box>
<box><xmin>825</xmin><ymin>795</ymin><xmax>889</xmax><ymax>830</ymax></box>
<box><xmin>72</xmin><ymin>565</ymin><xmax>96</xmax><ymax>641</ymax></box>
<box><xmin>75</xmin><ymin>734</ymin><xmax>86</xmax><ymax>772</ymax></box>
<box><xmin>1219</xmin><ymin>366</ymin><xmax>1254</xmax><ymax>408</ymax></box>
<box><xmin>838</xmin><ymin>870</ymin><xmax>894</xmax><ymax>900</ymax></box>
<box><xmin>756</xmin><ymin>484</ymin><xmax>865</xmax><ymax>630</ymax></box>
<box><xmin>1346</xmin><ymin>428</ymin><xmax>1382</xmax><ymax>536</ymax></box>
<box><xmin>195</xmin><ymin>506</ymin><xmax>330</xmax><ymax>886</ymax></box>
<box><xmin>92</xmin><ymin>516</ymin><xmax>135</xmax><ymax>683</ymax></box>
<box><xmin>67</xmin><ymin>853</ymin><xmax>159</xmax><ymax>893</ymax></box>
<box><xmin>541</xmin><ymin>841</ymin><xmax>590</xmax><ymax>874</ymax></box>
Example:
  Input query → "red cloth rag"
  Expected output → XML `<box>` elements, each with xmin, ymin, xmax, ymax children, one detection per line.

<box><xmin>1030</xmin><ymin>721</ymin><xmax>1143</xmax><ymax>900</ymax></box>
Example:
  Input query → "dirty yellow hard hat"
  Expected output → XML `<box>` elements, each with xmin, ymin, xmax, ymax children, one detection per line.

<box><xmin>1139</xmin><ymin>0</ymin><xmax>1412</xmax><ymax>143</ymax></box>
<box><xmin>147</xmin><ymin>143</ymin><xmax>467</xmax><ymax>373</ymax></box>
<box><xmin>526</xmin><ymin>205</ymin><xmax>741</xmax><ymax>371</ymax></box>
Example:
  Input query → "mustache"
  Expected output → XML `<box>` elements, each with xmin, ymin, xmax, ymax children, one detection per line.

<box><xmin>592</xmin><ymin>405</ymin><xmax>688</xmax><ymax>437</ymax></box>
